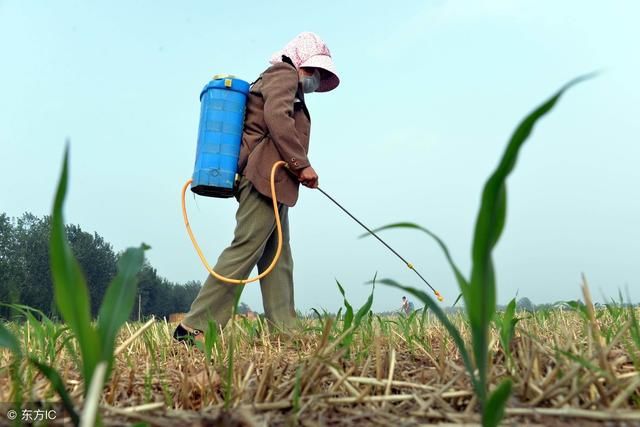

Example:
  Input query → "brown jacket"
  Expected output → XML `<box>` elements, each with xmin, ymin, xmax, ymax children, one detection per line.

<box><xmin>237</xmin><ymin>61</ymin><xmax>311</xmax><ymax>207</ymax></box>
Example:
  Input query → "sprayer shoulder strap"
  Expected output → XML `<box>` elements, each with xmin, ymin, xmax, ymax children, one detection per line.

<box><xmin>250</xmin><ymin>56</ymin><xmax>295</xmax><ymax>86</ymax></box>
<box><xmin>251</xmin><ymin>57</ymin><xmax>309</xmax><ymax>120</ymax></box>
<box><xmin>279</xmin><ymin>56</ymin><xmax>311</xmax><ymax>120</ymax></box>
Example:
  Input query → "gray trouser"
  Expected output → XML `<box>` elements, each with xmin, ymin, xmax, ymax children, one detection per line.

<box><xmin>182</xmin><ymin>176</ymin><xmax>296</xmax><ymax>332</ymax></box>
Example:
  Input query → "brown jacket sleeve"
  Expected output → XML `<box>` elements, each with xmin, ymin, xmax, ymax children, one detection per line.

<box><xmin>261</xmin><ymin>63</ymin><xmax>311</xmax><ymax>171</ymax></box>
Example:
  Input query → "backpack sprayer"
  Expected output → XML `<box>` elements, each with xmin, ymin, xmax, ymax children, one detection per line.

<box><xmin>181</xmin><ymin>75</ymin><xmax>444</xmax><ymax>302</ymax></box>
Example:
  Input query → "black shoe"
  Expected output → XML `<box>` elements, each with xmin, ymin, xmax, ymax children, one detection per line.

<box><xmin>173</xmin><ymin>323</ymin><xmax>203</xmax><ymax>345</ymax></box>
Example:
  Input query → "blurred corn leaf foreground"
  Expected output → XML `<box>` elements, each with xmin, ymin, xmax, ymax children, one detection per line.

<box><xmin>51</xmin><ymin>145</ymin><xmax>147</xmax><ymax>378</ymax></box>
<box><xmin>494</xmin><ymin>298</ymin><xmax>519</xmax><ymax>365</ymax></box>
<box><xmin>0</xmin><ymin>322</ymin><xmax>21</xmax><ymax>356</ymax></box>
<box><xmin>49</xmin><ymin>146</ymin><xmax>101</xmax><ymax>389</ymax></box>
<box><xmin>96</xmin><ymin>245</ymin><xmax>147</xmax><ymax>378</ymax></box>
<box><xmin>30</xmin><ymin>357</ymin><xmax>80</xmax><ymax>426</ymax></box>
<box><xmin>43</xmin><ymin>146</ymin><xmax>148</xmax><ymax>425</ymax></box>
<box><xmin>374</xmin><ymin>74</ymin><xmax>594</xmax><ymax>426</ymax></box>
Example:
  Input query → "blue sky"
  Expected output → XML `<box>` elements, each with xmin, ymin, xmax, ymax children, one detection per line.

<box><xmin>1</xmin><ymin>1</ymin><xmax>639</xmax><ymax>314</ymax></box>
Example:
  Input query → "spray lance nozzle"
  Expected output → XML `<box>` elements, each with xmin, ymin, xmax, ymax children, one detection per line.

<box><xmin>406</xmin><ymin>262</ymin><xmax>444</xmax><ymax>302</ymax></box>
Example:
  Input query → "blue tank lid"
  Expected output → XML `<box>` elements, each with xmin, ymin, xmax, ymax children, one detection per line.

<box><xmin>200</xmin><ymin>76</ymin><xmax>250</xmax><ymax>100</ymax></box>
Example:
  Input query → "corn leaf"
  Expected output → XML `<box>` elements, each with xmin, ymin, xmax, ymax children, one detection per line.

<box><xmin>30</xmin><ymin>357</ymin><xmax>80</xmax><ymax>426</ymax></box>
<box><xmin>498</xmin><ymin>298</ymin><xmax>518</xmax><ymax>353</ymax></box>
<box><xmin>96</xmin><ymin>244</ymin><xmax>147</xmax><ymax>377</ymax></box>
<box><xmin>467</xmin><ymin>74</ymin><xmax>594</xmax><ymax>405</ymax></box>
<box><xmin>292</xmin><ymin>365</ymin><xmax>303</xmax><ymax>413</ymax></box>
<box><xmin>336</xmin><ymin>280</ymin><xmax>354</xmax><ymax>330</ymax></box>
<box><xmin>203</xmin><ymin>319</ymin><xmax>219</xmax><ymax>360</ymax></box>
<box><xmin>482</xmin><ymin>379</ymin><xmax>512</xmax><ymax>427</ymax></box>
<box><xmin>354</xmin><ymin>281</ymin><xmax>375</xmax><ymax>328</ymax></box>
<box><xmin>0</xmin><ymin>322</ymin><xmax>21</xmax><ymax>356</ymax></box>
<box><xmin>452</xmin><ymin>293</ymin><xmax>464</xmax><ymax>307</ymax></box>
<box><xmin>362</xmin><ymin>222</ymin><xmax>469</xmax><ymax>293</ymax></box>
<box><xmin>49</xmin><ymin>146</ymin><xmax>100</xmax><ymax>389</ymax></box>
<box><xmin>376</xmin><ymin>278</ymin><xmax>480</xmax><ymax>395</ymax></box>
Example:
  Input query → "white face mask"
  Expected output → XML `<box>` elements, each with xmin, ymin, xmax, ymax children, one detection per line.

<box><xmin>301</xmin><ymin>69</ymin><xmax>321</xmax><ymax>93</ymax></box>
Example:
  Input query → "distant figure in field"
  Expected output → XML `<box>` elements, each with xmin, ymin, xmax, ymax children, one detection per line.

<box><xmin>401</xmin><ymin>296</ymin><xmax>414</xmax><ymax>315</ymax></box>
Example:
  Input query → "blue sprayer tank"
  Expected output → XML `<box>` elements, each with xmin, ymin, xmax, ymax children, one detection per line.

<box><xmin>191</xmin><ymin>74</ymin><xmax>250</xmax><ymax>198</ymax></box>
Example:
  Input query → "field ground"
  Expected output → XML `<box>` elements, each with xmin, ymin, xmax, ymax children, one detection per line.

<box><xmin>1</xmin><ymin>309</ymin><xmax>639</xmax><ymax>426</ymax></box>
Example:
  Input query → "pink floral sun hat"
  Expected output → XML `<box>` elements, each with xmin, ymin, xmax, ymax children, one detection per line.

<box><xmin>269</xmin><ymin>32</ymin><xmax>340</xmax><ymax>92</ymax></box>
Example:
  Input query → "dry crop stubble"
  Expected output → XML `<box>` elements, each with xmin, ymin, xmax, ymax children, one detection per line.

<box><xmin>3</xmin><ymin>306</ymin><xmax>640</xmax><ymax>426</ymax></box>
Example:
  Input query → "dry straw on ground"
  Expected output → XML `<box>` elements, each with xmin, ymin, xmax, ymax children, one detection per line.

<box><xmin>1</xmin><ymin>305</ymin><xmax>639</xmax><ymax>426</ymax></box>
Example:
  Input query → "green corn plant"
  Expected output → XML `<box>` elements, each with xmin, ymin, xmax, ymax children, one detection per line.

<box><xmin>416</xmin><ymin>306</ymin><xmax>432</xmax><ymax>348</ymax></box>
<box><xmin>144</xmin><ymin>365</ymin><xmax>153</xmax><ymax>403</ymax></box>
<box><xmin>358</xmin><ymin>311</ymin><xmax>376</xmax><ymax>358</ymax></box>
<box><xmin>564</xmin><ymin>300</ymin><xmax>594</xmax><ymax>324</ymax></box>
<box><xmin>0</xmin><ymin>321</ymin><xmax>21</xmax><ymax>356</ymax></box>
<box><xmin>396</xmin><ymin>309</ymin><xmax>420</xmax><ymax>351</ymax></box>
<box><xmin>306</xmin><ymin>308</ymin><xmax>329</xmax><ymax>334</ymax></box>
<box><xmin>1</xmin><ymin>332</ymin><xmax>25</xmax><ymax>424</ymax></box>
<box><xmin>0</xmin><ymin>146</ymin><xmax>148</xmax><ymax>426</ymax></box>
<box><xmin>334</xmin><ymin>307</ymin><xmax>343</xmax><ymax>333</ymax></box>
<box><xmin>1</xmin><ymin>304</ymin><xmax>70</xmax><ymax>365</ymax></box>
<box><xmin>626</xmin><ymin>298</ymin><xmax>640</xmax><ymax>370</ymax></box>
<box><xmin>601</xmin><ymin>299</ymin><xmax>621</xmax><ymax>344</ymax></box>
<box><xmin>335</xmin><ymin>278</ymin><xmax>375</xmax><ymax>353</ymax></box>
<box><xmin>493</xmin><ymin>298</ymin><xmax>519</xmax><ymax>370</ymax></box>
<box><xmin>604</xmin><ymin>303</ymin><xmax>622</xmax><ymax>322</ymax></box>
<box><xmin>420</xmin><ymin>305</ymin><xmax>429</xmax><ymax>337</ymax></box>
<box><xmin>375</xmin><ymin>315</ymin><xmax>391</xmax><ymax>336</ymax></box>
<box><xmin>310</xmin><ymin>308</ymin><xmax>323</xmax><ymax>321</ymax></box>
<box><xmin>291</xmin><ymin>365</ymin><xmax>303</xmax><ymax>414</ymax></box>
<box><xmin>224</xmin><ymin>286</ymin><xmax>244</xmax><ymax>409</ymax></box>
<box><xmin>532</xmin><ymin>306</ymin><xmax>552</xmax><ymax>324</ymax></box>
<box><xmin>370</xmin><ymin>75</ymin><xmax>593</xmax><ymax>426</ymax></box>
<box><xmin>336</xmin><ymin>280</ymin><xmax>354</xmax><ymax>331</ymax></box>
<box><xmin>0</xmin><ymin>286</ymin><xmax>40</xmax><ymax>406</ymax></box>
<box><xmin>407</xmin><ymin>308</ymin><xmax>419</xmax><ymax>323</ymax></box>
<box><xmin>202</xmin><ymin>319</ymin><xmax>220</xmax><ymax>361</ymax></box>
<box><xmin>242</xmin><ymin>316</ymin><xmax>261</xmax><ymax>342</ymax></box>
<box><xmin>49</xmin><ymin>147</ymin><xmax>148</xmax><ymax>421</ymax></box>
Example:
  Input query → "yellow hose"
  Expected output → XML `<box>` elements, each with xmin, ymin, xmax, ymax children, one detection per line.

<box><xmin>181</xmin><ymin>160</ymin><xmax>287</xmax><ymax>285</ymax></box>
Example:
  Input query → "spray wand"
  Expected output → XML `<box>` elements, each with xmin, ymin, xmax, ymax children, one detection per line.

<box><xmin>314</xmin><ymin>186</ymin><xmax>444</xmax><ymax>302</ymax></box>
<box><xmin>183</xmin><ymin>160</ymin><xmax>444</xmax><ymax>301</ymax></box>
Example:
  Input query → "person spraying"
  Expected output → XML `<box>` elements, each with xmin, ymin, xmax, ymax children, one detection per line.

<box><xmin>174</xmin><ymin>32</ymin><xmax>340</xmax><ymax>343</ymax></box>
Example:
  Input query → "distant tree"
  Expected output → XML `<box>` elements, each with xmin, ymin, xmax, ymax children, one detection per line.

<box><xmin>135</xmin><ymin>262</ymin><xmax>197</xmax><ymax>319</ymax></box>
<box><xmin>0</xmin><ymin>214</ymin><xmax>20</xmax><ymax>318</ymax></box>
<box><xmin>517</xmin><ymin>297</ymin><xmax>534</xmax><ymax>312</ymax></box>
<box><xmin>67</xmin><ymin>224</ymin><xmax>117</xmax><ymax>317</ymax></box>
<box><xmin>136</xmin><ymin>262</ymin><xmax>163</xmax><ymax>319</ymax></box>
<box><xmin>0</xmin><ymin>214</ymin><xmax>13</xmax><ymax>273</ymax></box>
<box><xmin>534</xmin><ymin>303</ymin><xmax>553</xmax><ymax>311</ymax></box>
<box><xmin>0</xmin><ymin>211</ymin><xmax>206</xmax><ymax>320</ymax></box>
<box><xmin>172</xmin><ymin>280</ymin><xmax>201</xmax><ymax>313</ymax></box>
<box><xmin>237</xmin><ymin>302</ymin><xmax>251</xmax><ymax>315</ymax></box>
<box><xmin>12</xmin><ymin>214</ymin><xmax>53</xmax><ymax>315</ymax></box>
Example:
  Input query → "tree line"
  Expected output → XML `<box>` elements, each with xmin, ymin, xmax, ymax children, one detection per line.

<box><xmin>0</xmin><ymin>212</ymin><xmax>202</xmax><ymax>321</ymax></box>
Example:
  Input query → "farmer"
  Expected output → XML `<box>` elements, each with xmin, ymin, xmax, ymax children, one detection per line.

<box><xmin>174</xmin><ymin>32</ymin><xmax>339</xmax><ymax>343</ymax></box>
<box><xmin>401</xmin><ymin>296</ymin><xmax>412</xmax><ymax>316</ymax></box>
